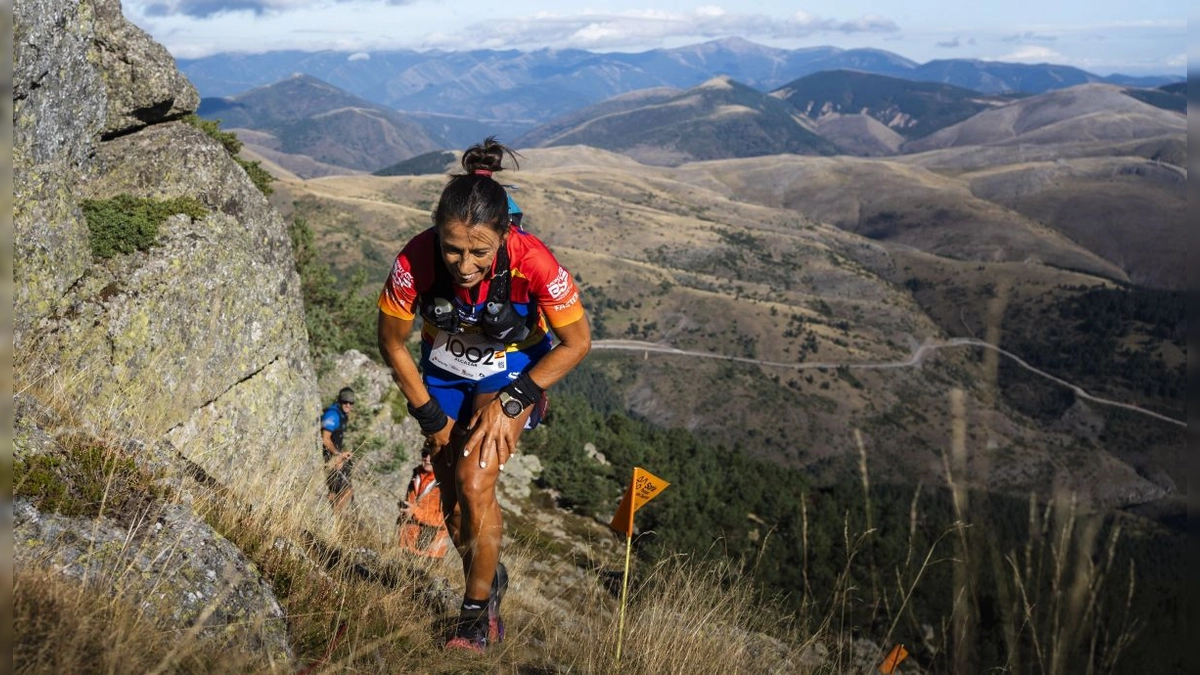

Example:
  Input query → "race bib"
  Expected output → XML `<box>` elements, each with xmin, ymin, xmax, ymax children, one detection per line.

<box><xmin>428</xmin><ymin>331</ymin><xmax>507</xmax><ymax>380</ymax></box>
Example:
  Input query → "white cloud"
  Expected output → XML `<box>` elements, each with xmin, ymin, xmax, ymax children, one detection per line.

<box><xmin>348</xmin><ymin>52</ymin><xmax>370</xmax><ymax>61</ymax></box>
<box><xmin>121</xmin><ymin>0</ymin><xmax>1185</xmax><ymax>76</ymax></box>
<box><xmin>410</xmin><ymin>7</ymin><xmax>898</xmax><ymax>51</ymax></box>
<box><xmin>994</xmin><ymin>45</ymin><xmax>1063</xmax><ymax>63</ymax></box>
<box><xmin>135</xmin><ymin>0</ymin><xmax>416</xmax><ymax>18</ymax></box>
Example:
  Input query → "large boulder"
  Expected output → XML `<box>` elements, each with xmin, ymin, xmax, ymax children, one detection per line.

<box><xmin>90</xmin><ymin>0</ymin><xmax>199</xmax><ymax>137</ymax></box>
<box><xmin>14</xmin><ymin>497</ymin><xmax>295</xmax><ymax>664</ymax></box>
<box><xmin>13</xmin><ymin>393</ymin><xmax>295</xmax><ymax>665</ymax></box>
<box><xmin>13</xmin><ymin>0</ymin><xmax>324</xmax><ymax>513</ymax></box>
<box><xmin>13</xmin><ymin>0</ymin><xmax>107</xmax><ymax>335</ymax></box>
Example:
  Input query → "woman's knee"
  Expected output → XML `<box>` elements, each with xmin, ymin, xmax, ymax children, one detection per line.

<box><xmin>455</xmin><ymin>463</ymin><xmax>498</xmax><ymax>506</ymax></box>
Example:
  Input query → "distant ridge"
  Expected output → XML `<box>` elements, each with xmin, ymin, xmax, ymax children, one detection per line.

<box><xmin>1122</xmin><ymin>82</ymin><xmax>1187</xmax><ymax>113</ymax></box>
<box><xmin>373</xmin><ymin>150</ymin><xmax>457</xmax><ymax>176</ymax></box>
<box><xmin>904</xmin><ymin>83</ymin><xmax>1186</xmax><ymax>152</ymax></box>
<box><xmin>178</xmin><ymin>38</ymin><xmax>1183</xmax><ymax>138</ymax></box>
<box><xmin>514</xmin><ymin>76</ymin><xmax>838</xmax><ymax>166</ymax></box>
<box><xmin>197</xmin><ymin>74</ymin><xmax>441</xmax><ymax>173</ymax></box>
<box><xmin>772</xmin><ymin>69</ymin><xmax>1014</xmax><ymax>140</ymax></box>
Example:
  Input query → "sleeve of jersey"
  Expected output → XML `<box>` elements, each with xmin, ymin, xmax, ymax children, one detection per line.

<box><xmin>524</xmin><ymin>239</ymin><xmax>585</xmax><ymax>328</ymax></box>
<box><xmin>378</xmin><ymin>245</ymin><xmax>421</xmax><ymax>321</ymax></box>
<box><xmin>320</xmin><ymin>409</ymin><xmax>340</xmax><ymax>432</ymax></box>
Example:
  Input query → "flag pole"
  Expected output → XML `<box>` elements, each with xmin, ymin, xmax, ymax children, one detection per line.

<box><xmin>615</xmin><ymin>530</ymin><xmax>634</xmax><ymax>665</ymax></box>
<box><xmin>609</xmin><ymin>467</ymin><xmax>669</xmax><ymax>667</ymax></box>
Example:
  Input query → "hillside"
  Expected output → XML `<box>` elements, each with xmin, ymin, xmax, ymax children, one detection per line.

<box><xmin>668</xmin><ymin>154</ymin><xmax>1128</xmax><ymax>279</ymax></box>
<box><xmin>812</xmin><ymin>113</ymin><xmax>906</xmax><ymax>156</ymax></box>
<box><xmin>198</xmin><ymin>74</ymin><xmax>442</xmax><ymax>173</ymax></box>
<box><xmin>963</xmin><ymin>157</ymin><xmax>1187</xmax><ymax>289</ymax></box>
<box><xmin>771</xmin><ymin>69</ymin><xmax>1012</xmax><ymax>140</ymax></box>
<box><xmin>514</xmin><ymin>87</ymin><xmax>683</xmax><ymax>148</ymax></box>
<box><xmin>514</xmin><ymin>76</ymin><xmax>838</xmax><ymax>166</ymax></box>
<box><xmin>269</xmin><ymin>145</ymin><xmax>1184</xmax><ymax>510</ymax></box>
<box><xmin>903</xmin><ymin>83</ymin><xmax>1186</xmax><ymax>152</ymax></box>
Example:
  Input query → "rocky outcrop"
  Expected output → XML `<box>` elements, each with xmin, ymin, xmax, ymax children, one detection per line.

<box><xmin>14</xmin><ymin>0</ymin><xmax>107</xmax><ymax>333</ymax></box>
<box><xmin>13</xmin><ymin>393</ymin><xmax>296</xmax><ymax>665</ymax></box>
<box><xmin>14</xmin><ymin>498</ymin><xmax>294</xmax><ymax>663</ymax></box>
<box><xmin>14</xmin><ymin>0</ymin><xmax>321</xmax><ymax>503</ymax></box>
<box><xmin>89</xmin><ymin>0</ymin><xmax>198</xmax><ymax>136</ymax></box>
<box><xmin>13</xmin><ymin>0</ymin><xmax>328</xmax><ymax>663</ymax></box>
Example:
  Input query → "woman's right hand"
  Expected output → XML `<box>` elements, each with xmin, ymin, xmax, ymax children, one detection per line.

<box><xmin>423</xmin><ymin>422</ymin><xmax>454</xmax><ymax>463</ymax></box>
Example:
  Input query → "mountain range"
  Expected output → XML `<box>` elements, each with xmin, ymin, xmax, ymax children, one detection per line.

<box><xmin>191</xmin><ymin>34</ymin><xmax>1186</xmax><ymax>507</ymax></box>
<box><xmin>197</xmin><ymin>74</ymin><xmax>441</xmax><ymax>174</ymax></box>
<box><xmin>182</xmin><ymin>37</ymin><xmax>1181</xmax><ymax>144</ymax></box>
<box><xmin>203</xmin><ymin>68</ymin><xmax>1184</xmax><ymax>179</ymax></box>
<box><xmin>513</xmin><ymin>76</ymin><xmax>839</xmax><ymax>165</ymax></box>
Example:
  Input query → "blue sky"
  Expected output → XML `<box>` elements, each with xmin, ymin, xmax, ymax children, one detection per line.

<box><xmin>123</xmin><ymin>0</ymin><xmax>1188</xmax><ymax>76</ymax></box>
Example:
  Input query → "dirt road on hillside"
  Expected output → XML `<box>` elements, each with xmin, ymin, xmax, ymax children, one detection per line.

<box><xmin>590</xmin><ymin>337</ymin><xmax>1185</xmax><ymax>428</ymax></box>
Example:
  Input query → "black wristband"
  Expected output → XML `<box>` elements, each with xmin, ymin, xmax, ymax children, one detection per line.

<box><xmin>407</xmin><ymin>399</ymin><xmax>448</xmax><ymax>434</ymax></box>
<box><xmin>501</xmin><ymin>370</ymin><xmax>544</xmax><ymax>409</ymax></box>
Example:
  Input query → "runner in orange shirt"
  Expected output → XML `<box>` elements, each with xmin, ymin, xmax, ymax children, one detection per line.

<box><xmin>397</xmin><ymin>446</ymin><xmax>452</xmax><ymax>558</ymax></box>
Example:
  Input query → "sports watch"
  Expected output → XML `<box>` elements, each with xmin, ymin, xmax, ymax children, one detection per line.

<box><xmin>498</xmin><ymin>390</ymin><xmax>525</xmax><ymax>418</ymax></box>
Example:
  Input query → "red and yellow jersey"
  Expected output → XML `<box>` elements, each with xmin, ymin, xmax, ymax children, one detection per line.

<box><xmin>378</xmin><ymin>226</ymin><xmax>584</xmax><ymax>347</ymax></box>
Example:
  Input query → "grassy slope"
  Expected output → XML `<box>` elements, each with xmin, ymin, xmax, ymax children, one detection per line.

<box><xmin>268</xmin><ymin>145</ymin><xmax>1183</xmax><ymax>511</ymax></box>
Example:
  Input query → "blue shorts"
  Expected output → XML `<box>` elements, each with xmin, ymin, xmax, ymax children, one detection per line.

<box><xmin>421</xmin><ymin>336</ymin><xmax>551</xmax><ymax>428</ymax></box>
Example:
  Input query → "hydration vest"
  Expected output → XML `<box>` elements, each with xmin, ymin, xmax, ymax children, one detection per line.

<box><xmin>418</xmin><ymin>230</ymin><xmax>538</xmax><ymax>344</ymax></box>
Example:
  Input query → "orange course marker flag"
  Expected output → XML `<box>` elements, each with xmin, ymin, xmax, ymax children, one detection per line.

<box><xmin>879</xmin><ymin>643</ymin><xmax>909</xmax><ymax>674</ymax></box>
<box><xmin>609</xmin><ymin>467</ymin><xmax>670</xmax><ymax>537</ymax></box>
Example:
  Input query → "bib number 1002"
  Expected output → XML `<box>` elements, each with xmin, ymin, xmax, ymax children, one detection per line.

<box><xmin>445</xmin><ymin>335</ymin><xmax>494</xmax><ymax>365</ymax></box>
<box><xmin>429</xmin><ymin>331</ymin><xmax>506</xmax><ymax>380</ymax></box>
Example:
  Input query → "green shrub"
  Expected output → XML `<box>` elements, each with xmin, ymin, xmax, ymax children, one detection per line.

<box><xmin>184</xmin><ymin>114</ymin><xmax>242</xmax><ymax>154</ymax></box>
<box><xmin>288</xmin><ymin>216</ymin><xmax>382</xmax><ymax>364</ymax></box>
<box><xmin>236</xmin><ymin>157</ymin><xmax>276</xmax><ymax>196</ymax></box>
<box><xmin>14</xmin><ymin>435</ymin><xmax>165</xmax><ymax>524</ymax></box>
<box><xmin>81</xmin><ymin>194</ymin><xmax>207</xmax><ymax>259</ymax></box>
<box><xmin>184</xmin><ymin>114</ymin><xmax>276</xmax><ymax>196</ymax></box>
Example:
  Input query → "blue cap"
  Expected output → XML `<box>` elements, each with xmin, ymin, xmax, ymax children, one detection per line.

<box><xmin>507</xmin><ymin>194</ymin><xmax>524</xmax><ymax>228</ymax></box>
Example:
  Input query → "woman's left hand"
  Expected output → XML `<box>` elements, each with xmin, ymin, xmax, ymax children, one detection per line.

<box><xmin>464</xmin><ymin>398</ymin><xmax>531</xmax><ymax>470</ymax></box>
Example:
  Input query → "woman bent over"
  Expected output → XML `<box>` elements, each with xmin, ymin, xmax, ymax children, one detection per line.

<box><xmin>377</xmin><ymin>137</ymin><xmax>591</xmax><ymax>652</ymax></box>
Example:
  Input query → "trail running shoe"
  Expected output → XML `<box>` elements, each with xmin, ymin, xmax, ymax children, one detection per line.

<box><xmin>445</xmin><ymin>615</ymin><xmax>488</xmax><ymax>654</ymax></box>
<box><xmin>488</xmin><ymin>562</ymin><xmax>509</xmax><ymax>643</ymax></box>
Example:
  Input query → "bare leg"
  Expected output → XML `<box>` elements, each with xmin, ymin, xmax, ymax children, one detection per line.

<box><xmin>331</xmin><ymin>487</ymin><xmax>354</xmax><ymax>513</ymax></box>
<box><xmin>456</xmin><ymin>449</ymin><xmax>502</xmax><ymax>599</ymax></box>
<box><xmin>442</xmin><ymin>393</ymin><xmax>518</xmax><ymax>601</ymax></box>
<box><xmin>433</xmin><ymin>424</ymin><xmax>466</xmax><ymax>552</ymax></box>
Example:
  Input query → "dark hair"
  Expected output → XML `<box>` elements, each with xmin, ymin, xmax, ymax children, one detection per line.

<box><xmin>432</xmin><ymin>136</ymin><xmax>521</xmax><ymax>236</ymax></box>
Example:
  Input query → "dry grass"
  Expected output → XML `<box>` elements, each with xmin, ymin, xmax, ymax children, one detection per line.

<box><xmin>12</xmin><ymin>371</ymin><xmax>1145</xmax><ymax>675</ymax></box>
<box><xmin>14</xmin><ymin>566</ymin><xmax>268</xmax><ymax>675</ymax></box>
<box><xmin>12</xmin><ymin>184</ymin><xmax>1150</xmax><ymax>674</ymax></box>
<box><xmin>14</xmin><ymin>334</ymin><xmax>817</xmax><ymax>673</ymax></box>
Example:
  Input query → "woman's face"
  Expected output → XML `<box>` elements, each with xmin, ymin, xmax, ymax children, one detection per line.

<box><xmin>438</xmin><ymin>218</ymin><xmax>505</xmax><ymax>290</ymax></box>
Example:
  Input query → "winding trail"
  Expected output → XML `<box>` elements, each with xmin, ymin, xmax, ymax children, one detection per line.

<box><xmin>590</xmin><ymin>337</ymin><xmax>1186</xmax><ymax>428</ymax></box>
